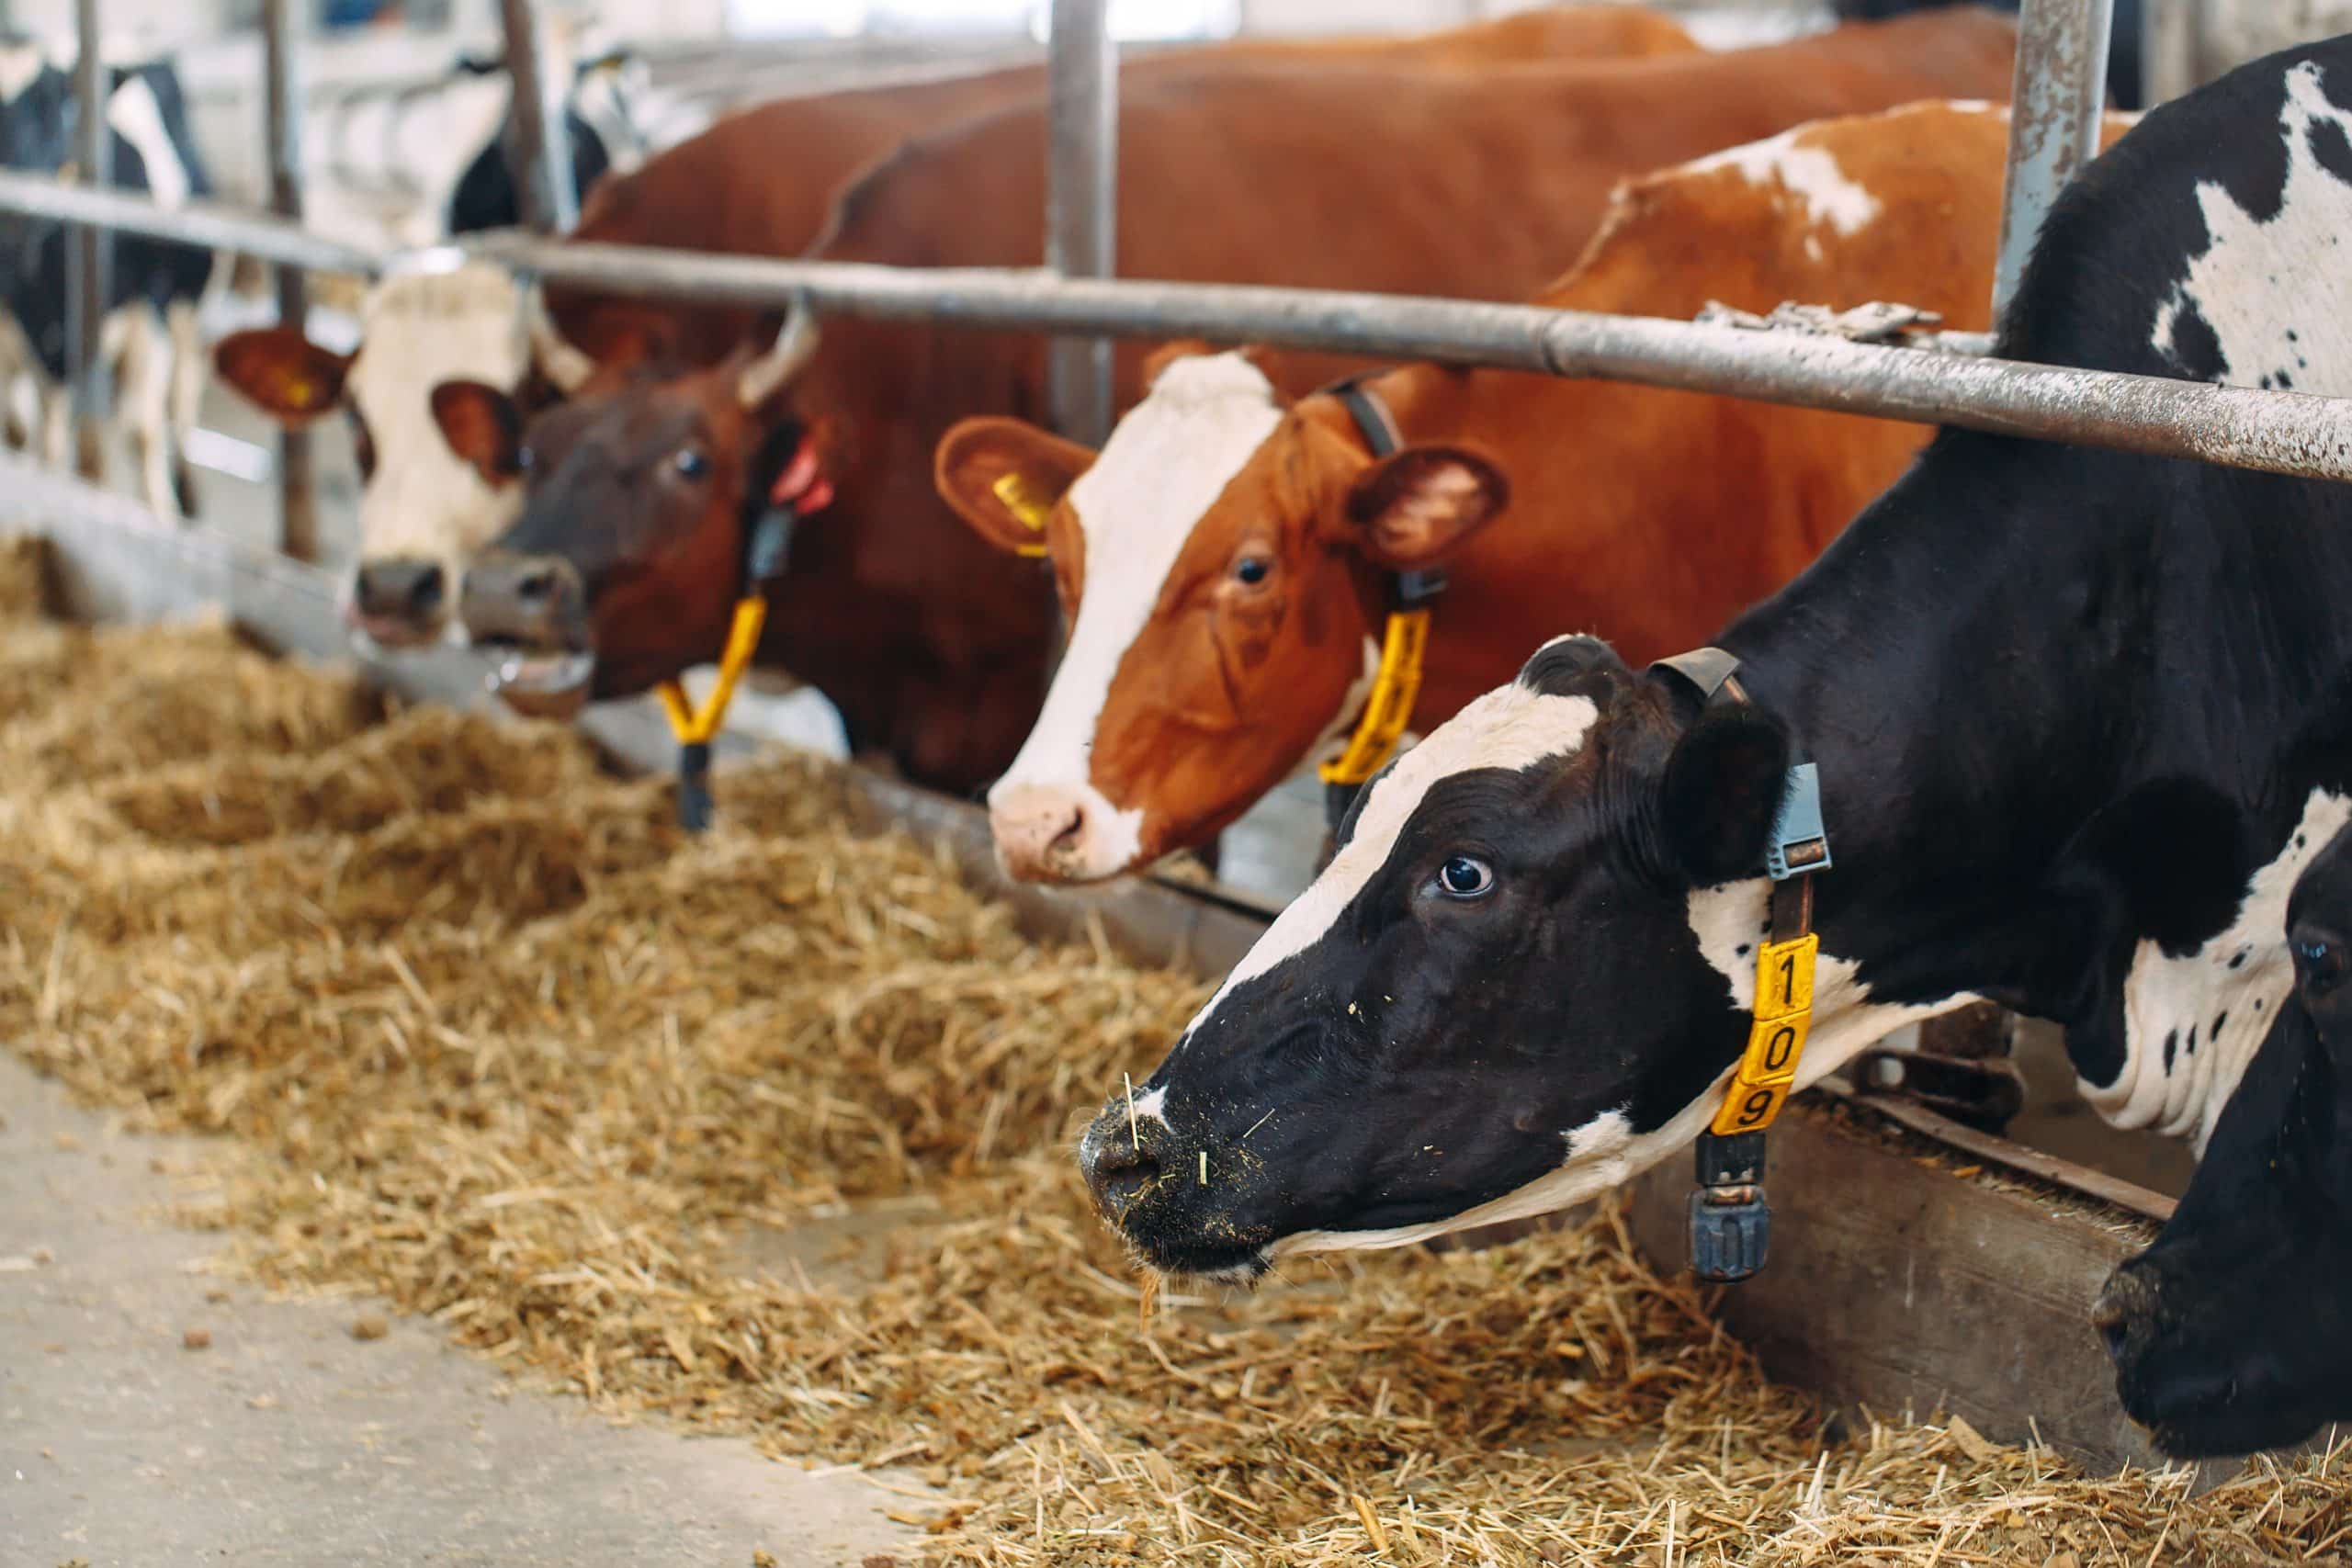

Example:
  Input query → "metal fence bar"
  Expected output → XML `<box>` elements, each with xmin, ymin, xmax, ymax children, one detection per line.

<box><xmin>66</xmin><ymin>0</ymin><xmax>109</xmax><ymax>481</ymax></box>
<box><xmin>262</xmin><ymin>0</ymin><xmax>318</xmax><ymax>562</ymax></box>
<box><xmin>1993</xmin><ymin>0</ymin><xmax>2116</xmax><ymax>319</ymax></box>
<box><xmin>10</xmin><ymin>175</ymin><xmax>2352</xmax><ymax>488</ymax></box>
<box><xmin>1045</xmin><ymin>0</ymin><xmax>1118</xmax><ymax>446</ymax></box>
<box><xmin>500</xmin><ymin>0</ymin><xmax>578</xmax><ymax>233</ymax></box>
<box><xmin>0</xmin><ymin>174</ymin><xmax>383</xmax><ymax>275</ymax></box>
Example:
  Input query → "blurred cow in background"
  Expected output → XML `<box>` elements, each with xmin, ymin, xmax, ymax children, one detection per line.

<box><xmin>0</xmin><ymin>37</ymin><xmax>222</xmax><ymax>519</ymax></box>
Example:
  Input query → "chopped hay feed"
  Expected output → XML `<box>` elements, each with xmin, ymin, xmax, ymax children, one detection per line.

<box><xmin>0</xmin><ymin>588</ymin><xmax>2341</xmax><ymax>1566</ymax></box>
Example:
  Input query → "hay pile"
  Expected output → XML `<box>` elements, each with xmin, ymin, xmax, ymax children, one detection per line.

<box><xmin>0</xmin><ymin>581</ymin><xmax>2345</xmax><ymax>1565</ymax></box>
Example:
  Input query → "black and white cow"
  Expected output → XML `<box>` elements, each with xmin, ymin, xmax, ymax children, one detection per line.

<box><xmin>2094</xmin><ymin>823</ymin><xmax>2352</xmax><ymax>1457</ymax></box>
<box><xmin>1077</xmin><ymin>28</ymin><xmax>2352</xmax><ymax>1449</ymax></box>
<box><xmin>0</xmin><ymin>38</ymin><xmax>218</xmax><ymax>518</ymax></box>
<box><xmin>311</xmin><ymin>47</ymin><xmax>706</xmax><ymax>250</ymax></box>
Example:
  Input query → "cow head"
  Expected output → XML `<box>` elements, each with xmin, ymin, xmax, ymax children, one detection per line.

<box><xmin>934</xmin><ymin>349</ymin><xmax>1507</xmax><ymax>883</ymax></box>
<box><xmin>212</xmin><ymin>265</ymin><xmax>591</xmax><ymax>650</ymax></box>
<box><xmin>449</xmin><ymin>310</ymin><xmax>823</xmax><ymax>719</ymax></box>
<box><xmin>1076</xmin><ymin>635</ymin><xmax>1811</xmax><ymax>1280</ymax></box>
<box><xmin>2096</xmin><ymin>821</ymin><xmax>2352</xmax><ymax>1458</ymax></box>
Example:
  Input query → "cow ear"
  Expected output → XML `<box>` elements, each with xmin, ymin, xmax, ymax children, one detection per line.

<box><xmin>933</xmin><ymin>417</ymin><xmax>1094</xmax><ymax>555</ymax></box>
<box><xmin>1340</xmin><ymin>446</ymin><xmax>1510</xmax><ymax>570</ymax></box>
<box><xmin>429</xmin><ymin>379</ymin><xmax>526</xmax><ymax>485</ymax></box>
<box><xmin>1517</xmin><ymin>634</ymin><xmax>1631</xmax><ymax>705</ymax></box>
<box><xmin>1658</xmin><ymin>704</ymin><xmax>1791</xmax><ymax>888</ymax></box>
<box><xmin>212</xmin><ymin>329</ymin><xmax>350</xmax><ymax>424</ymax></box>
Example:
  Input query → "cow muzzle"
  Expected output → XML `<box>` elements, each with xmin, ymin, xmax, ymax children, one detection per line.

<box><xmin>1077</xmin><ymin>1090</ymin><xmax>1272</xmax><ymax>1283</ymax></box>
<box><xmin>345</xmin><ymin>555</ymin><xmax>449</xmax><ymax>651</ymax></box>
<box><xmin>460</xmin><ymin>549</ymin><xmax>596</xmax><ymax>721</ymax></box>
<box><xmin>988</xmin><ymin>779</ymin><xmax>1143</xmax><ymax>884</ymax></box>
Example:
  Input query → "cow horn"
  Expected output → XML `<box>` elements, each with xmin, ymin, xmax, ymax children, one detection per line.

<box><xmin>523</xmin><ymin>283</ymin><xmax>596</xmax><ymax>394</ymax></box>
<box><xmin>738</xmin><ymin>296</ymin><xmax>820</xmax><ymax>410</ymax></box>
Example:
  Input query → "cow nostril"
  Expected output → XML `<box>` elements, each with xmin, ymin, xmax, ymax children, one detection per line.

<box><xmin>1088</xmin><ymin>1135</ymin><xmax>1162</xmax><ymax>1213</ymax></box>
<box><xmin>2092</xmin><ymin>1294</ymin><xmax>2131</xmax><ymax>1357</ymax></box>
<box><xmin>514</xmin><ymin>568</ymin><xmax>558</xmax><ymax>605</ymax></box>
<box><xmin>1048</xmin><ymin>801</ymin><xmax>1087</xmax><ymax>852</ymax></box>
<box><xmin>407</xmin><ymin>566</ymin><xmax>445</xmax><ymax>616</ymax></box>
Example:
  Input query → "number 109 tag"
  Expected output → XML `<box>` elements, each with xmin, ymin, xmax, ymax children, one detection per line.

<box><xmin>1707</xmin><ymin>933</ymin><xmax>1819</xmax><ymax>1137</ymax></box>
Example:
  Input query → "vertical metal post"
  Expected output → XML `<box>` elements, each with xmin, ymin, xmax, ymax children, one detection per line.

<box><xmin>66</xmin><ymin>0</ymin><xmax>109</xmax><ymax>482</ymax></box>
<box><xmin>263</xmin><ymin>0</ymin><xmax>318</xmax><ymax>562</ymax></box>
<box><xmin>1045</xmin><ymin>0</ymin><xmax>1116</xmax><ymax>448</ymax></box>
<box><xmin>1991</xmin><ymin>0</ymin><xmax>2116</xmax><ymax>321</ymax></box>
<box><xmin>499</xmin><ymin>0</ymin><xmax>577</xmax><ymax>233</ymax></box>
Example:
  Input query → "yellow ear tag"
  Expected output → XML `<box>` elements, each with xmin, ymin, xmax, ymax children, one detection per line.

<box><xmin>990</xmin><ymin>470</ymin><xmax>1057</xmax><ymax>558</ymax></box>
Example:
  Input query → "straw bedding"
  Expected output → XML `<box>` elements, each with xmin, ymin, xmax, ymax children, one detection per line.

<box><xmin>0</xmin><ymin>558</ymin><xmax>2345</xmax><ymax>1565</ymax></box>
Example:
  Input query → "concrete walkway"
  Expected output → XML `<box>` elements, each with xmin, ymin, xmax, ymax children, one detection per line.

<box><xmin>0</xmin><ymin>1054</ymin><xmax>916</xmax><ymax>1568</ymax></box>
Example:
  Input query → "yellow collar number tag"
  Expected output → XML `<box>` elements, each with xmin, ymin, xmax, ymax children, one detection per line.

<box><xmin>1317</xmin><ymin>606</ymin><xmax>1432</xmax><ymax>788</ymax></box>
<box><xmin>1708</xmin><ymin>931</ymin><xmax>1817</xmax><ymax>1137</ymax></box>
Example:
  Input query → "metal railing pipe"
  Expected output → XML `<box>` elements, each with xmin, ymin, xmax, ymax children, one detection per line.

<box><xmin>0</xmin><ymin>173</ymin><xmax>383</xmax><ymax>276</ymax></box>
<box><xmin>262</xmin><ymin>0</ymin><xmax>319</xmax><ymax>561</ymax></box>
<box><xmin>499</xmin><ymin>0</ymin><xmax>577</xmax><ymax>233</ymax></box>
<box><xmin>473</xmin><ymin>233</ymin><xmax>2352</xmax><ymax>485</ymax></box>
<box><xmin>1993</xmin><ymin>0</ymin><xmax>2115</xmax><ymax>319</ymax></box>
<box><xmin>5</xmin><ymin>176</ymin><xmax>2351</xmax><ymax>490</ymax></box>
<box><xmin>1045</xmin><ymin>0</ymin><xmax>1116</xmax><ymax>446</ymax></box>
<box><xmin>67</xmin><ymin>0</ymin><xmax>110</xmax><ymax>478</ymax></box>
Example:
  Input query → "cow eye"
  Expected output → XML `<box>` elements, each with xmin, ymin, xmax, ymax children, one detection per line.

<box><xmin>673</xmin><ymin>447</ymin><xmax>708</xmax><ymax>480</ymax></box>
<box><xmin>2297</xmin><ymin>934</ymin><xmax>2347</xmax><ymax>997</ymax></box>
<box><xmin>1433</xmin><ymin>854</ymin><xmax>1494</xmax><ymax>899</ymax></box>
<box><xmin>1233</xmin><ymin>555</ymin><xmax>1271</xmax><ymax>586</ymax></box>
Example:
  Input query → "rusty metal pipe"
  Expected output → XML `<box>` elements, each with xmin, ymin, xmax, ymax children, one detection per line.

<box><xmin>1993</xmin><ymin>0</ymin><xmax>2116</xmax><ymax>319</ymax></box>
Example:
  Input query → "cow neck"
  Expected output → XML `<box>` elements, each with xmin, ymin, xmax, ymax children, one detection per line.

<box><xmin>1713</xmin><ymin>425</ymin><xmax>2352</xmax><ymax>1099</ymax></box>
<box><xmin>1316</xmin><ymin>372</ymin><xmax>1446</xmax><ymax>828</ymax></box>
<box><xmin>1650</xmin><ymin>644</ymin><xmax>1832</xmax><ymax>1284</ymax></box>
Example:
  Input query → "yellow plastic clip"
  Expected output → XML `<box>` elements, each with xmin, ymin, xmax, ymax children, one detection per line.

<box><xmin>1317</xmin><ymin>608</ymin><xmax>1432</xmax><ymax>788</ymax></box>
<box><xmin>990</xmin><ymin>470</ymin><xmax>1057</xmax><ymax>558</ymax></box>
<box><xmin>655</xmin><ymin>594</ymin><xmax>770</xmax><ymax>746</ymax></box>
<box><xmin>1709</xmin><ymin>932</ymin><xmax>1818</xmax><ymax>1136</ymax></box>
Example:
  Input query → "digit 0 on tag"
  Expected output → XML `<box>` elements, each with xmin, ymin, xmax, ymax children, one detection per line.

<box><xmin>1708</xmin><ymin>933</ymin><xmax>1818</xmax><ymax>1137</ymax></box>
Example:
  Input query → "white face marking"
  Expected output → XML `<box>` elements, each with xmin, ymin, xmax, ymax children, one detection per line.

<box><xmin>1167</xmin><ymin>681</ymin><xmax>1599</xmax><ymax>1060</ymax></box>
<box><xmin>984</xmin><ymin>353</ymin><xmax>1284</xmax><ymax>871</ymax></box>
<box><xmin>105</xmin><ymin>74</ymin><xmax>189</xmax><ymax>209</ymax></box>
<box><xmin>1679</xmin><ymin>122</ymin><xmax>1883</xmax><ymax>237</ymax></box>
<box><xmin>1128</xmin><ymin>1084</ymin><xmax>1169</xmax><ymax>1128</ymax></box>
<box><xmin>2151</xmin><ymin>62</ymin><xmax>2352</xmax><ymax>394</ymax></box>
<box><xmin>2104</xmin><ymin>788</ymin><xmax>2352</xmax><ymax>1150</ymax></box>
<box><xmin>0</xmin><ymin>42</ymin><xmax>45</xmax><ymax>104</ymax></box>
<box><xmin>345</xmin><ymin>265</ymin><xmax>532</xmax><ymax>602</ymax></box>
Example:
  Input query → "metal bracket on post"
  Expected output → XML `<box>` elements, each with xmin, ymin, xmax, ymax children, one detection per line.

<box><xmin>500</xmin><ymin>0</ymin><xmax>578</xmax><ymax>236</ymax></box>
<box><xmin>1992</xmin><ymin>0</ymin><xmax>2117</xmax><ymax>321</ymax></box>
<box><xmin>262</xmin><ymin>0</ymin><xmax>318</xmax><ymax>562</ymax></box>
<box><xmin>66</xmin><ymin>0</ymin><xmax>110</xmax><ymax>484</ymax></box>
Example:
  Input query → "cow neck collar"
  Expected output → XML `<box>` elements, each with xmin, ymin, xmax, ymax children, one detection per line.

<box><xmin>1649</xmin><ymin>645</ymin><xmax>1833</xmax><ymax>1285</ymax></box>
<box><xmin>1316</xmin><ymin>374</ymin><xmax>1447</xmax><ymax>830</ymax></box>
<box><xmin>650</xmin><ymin>431</ymin><xmax>831</xmax><ymax>830</ymax></box>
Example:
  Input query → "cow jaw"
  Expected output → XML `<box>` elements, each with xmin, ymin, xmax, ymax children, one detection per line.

<box><xmin>985</xmin><ymin>353</ymin><xmax>1283</xmax><ymax>883</ymax></box>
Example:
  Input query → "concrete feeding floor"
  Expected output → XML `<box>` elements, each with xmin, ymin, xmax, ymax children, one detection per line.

<box><xmin>0</xmin><ymin>1053</ymin><xmax>917</xmax><ymax>1568</ymax></box>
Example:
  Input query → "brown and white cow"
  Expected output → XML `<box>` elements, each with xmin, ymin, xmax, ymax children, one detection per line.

<box><xmin>452</xmin><ymin>11</ymin><xmax>2021</xmax><ymax>797</ymax></box>
<box><xmin>936</xmin><ymin>97</ymin><xmax>2131</xmax><ymax>882</ymax></box>
<box><xmin>209</xmin><ymin>6</ymin><xmax>1694</xmax><ymax>650</ymax></box>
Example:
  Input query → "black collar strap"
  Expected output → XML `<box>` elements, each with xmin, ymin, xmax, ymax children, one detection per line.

<box><xmin>1316</xmin><ymin>375</ymin><xmax>1449</xmax><ymax>838</ymax></box>
<box><xmin>1646</xmin><ymin>645</ymin><xmax>1833</xmax><ymax>1284</ymax></box>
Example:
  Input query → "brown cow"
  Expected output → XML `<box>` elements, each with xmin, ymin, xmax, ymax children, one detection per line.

<box><xmin>212</xmin><ymin>6</ymin><xmax>1693</xmax><ymax>652</ymax></box>
<box><xmin>937</xmin><ymin>99</ymin><xmax>2135</xmax><ymax>882</ymax></box>
<box><xmin>451</xmin><ymin>11</ymin><xmax>2019</xmax><ymax>795</ymax></box>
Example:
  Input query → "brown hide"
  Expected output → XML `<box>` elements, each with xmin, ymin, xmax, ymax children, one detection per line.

<box><xmin>764</xmin><ymin>11</ymin><xmax>2018</xmax><ymax>792</ymax></box>
<box><xmin>1023</xmin><ymin>102</ymin><xmax>2136</xmax><ymax>875</ymax></box>
<box><xmin>549</xmin><ymin>5</ymin><xmax>1698</xmax><ymax>368</ymax></box>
